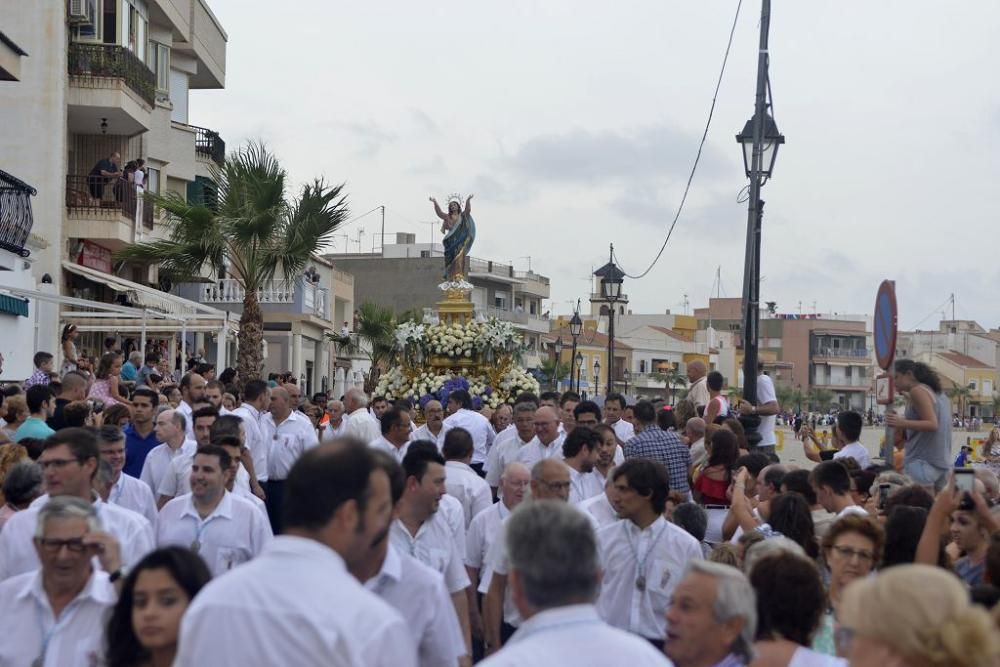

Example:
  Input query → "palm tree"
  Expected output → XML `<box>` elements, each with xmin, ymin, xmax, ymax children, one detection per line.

<box><xmin>539</xmin><ymin>358</ymin><xmax>570</xmax><ymax>391</ymax></box>
<box><xmin>328</xmin><ymin>302</ymin><xmax>397</xmax><ymax>394</ymax></box>
<box><xmin>663</xmin><ymin>367</ymin><xmax>688</xmax><ymax>405</ymax></box>
<box><xmin>947</xmin><ymin>385</ymin><xmax>972</xmax><ymax>418</ymax></box>
<box><xmin>116</xmin><ymin>143</ymin><xmax>349</xmax><ymax>388</ymax></box>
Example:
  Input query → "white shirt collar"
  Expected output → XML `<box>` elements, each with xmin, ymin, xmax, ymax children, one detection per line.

<box><xmin>20</xmin><ymin>568</ymin><xmax>116</xmax><ymax>607</ymax></box>
<box><xmin>445</xmin><ymin>460</ymin><xmax>474</xmax><ymax>474</ymax></box>
<box><xmin>366</xmin><ymin>542</ymin><xmax>402</xmax><ymax>590</ymax></box>
<box><xmin>509</xmin><ymin>604</ymin><xmax>602</xmax><ymax>644</ymax></box>
<box><xmin>181</xmin><ymin>490</ymin><xmax>233</xmax><ymax>522</ymax></box>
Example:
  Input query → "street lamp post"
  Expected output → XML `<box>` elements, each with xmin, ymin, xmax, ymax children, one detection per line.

<box><xmin>623</xmin><ymin>367</ymin><xmax>630</xmax><ymax>398</ymax></box>
<box><xmin>569</xmin><ymin>305</ymin><xmax>583</xmax><ymax>393</ymax></box>
<box><xmin>737</xmin><ymin>0</ymin><xmax>783</xmax><ymax>449</ymax></box>
<box><xmin>553</xmin><ymin>336</ymin><xmax>564</xmax><ymax>391</ymax></box>
<box><xmin>593</xmin><ymin>359</ymin><xmax>601</xmax><ymax>399</ymax></box>
<box><xmin>595</xmin><ymin>245</ymin><xmax>624</xmax><ymax>397</ymax></box>
<box><xmin>576</xmin><ymin>352</ymin><xmax>583</xmax><ymax>396</ymax></box>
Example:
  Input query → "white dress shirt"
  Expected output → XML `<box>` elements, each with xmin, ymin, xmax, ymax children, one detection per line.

<box><xmin>109</xmin><ymin>472</ymin><xmax>158</xmax><ymax>526</ymax></box>
<box><xmin>596</xmin><ymin>516</ymin><xmax>703</xmax><ymax>640</ymax></box>
<box><xmin>445</xmin><ymin>460</ymin><xmax>493</xmax><ymax>527</ymax></box>
<box><xmin>0</xmin><ymin>569</ymin><xmax>116</xmax><ymax>667</ymax></box>
<box><xmin>370</xmin><ymin>435</ymin><xmax>411</xmax><ymax>463</ymax></box>
<box><xmin>232</xmin><ymin>403</ymin><xmax>270</xmax><ymax>482</ymax></box>
<box><xmin>233</xmin><ymin>484</ymin><xmax>269</xmax><ymax>522</ymax></box>
<box><xmin>175</xmin><ymin>535</ymin><xmax>417</xmax><ymax>667</ymax></box>
<box><xmin>344</xmin><ymin>407</ymin><xmax>382</xmax><ymax>444</ymax></box>
<box><xmin>177</xmin><ymin>400</ymin><xmax>195</xmax><ymax>441</ymax></box>
<box><xmin>366</xmin><ymin>544</ymin><xmax>466</xmax><ymax>667</ymax></box>
<box><xmin>515</xmin><ymin>434</ymin><xmax>566</xmax><ymax>469</ymax></box>
<box><xmin>568</xmin><ymin>466</ymin><xmax>604</xmax><ymax>505</ymax></box>
<box><xmin>484</xmin><ymin>431</ymin><xmax>534</xmax><ymax>486</ymax></box>
<box><xmin>442</xmin><ymin>409</ymin><xmax>495</xmax><ymax>464</ymax></box>
<box><xmin>410</xmin><ymin>422</ymin><xmax>445</xmax><ymax>449</ymax></box>
<box><xmin>477</xmin><ymin>604</ymin><xmax>672</xmax><ymax>667</ymax></box>
<box><xmin>390</xmin><ymin>512</ymin><xmax>471</xmax><ymax>594</ymax></box>
<box><xmin>466</xmin><ymin>501</ymin><xmax>510</xmax><ymax>591</ymax></box>
<box><xmin>578</xmin><ymin>492</ymin><xmax>619</xmax><ymax>529</ymax></box>
<box><xmin>321</xmin><ymin>415</ymin><xmax>349</xmax><ymax>442</ymax></box>
<box><xmin>157</xmin><ymin>450</ymin><xmax>251</xmax><ymax>499</ymax></box>
<box><xmin>139</xmin><ymin>439</ymin><xmax>196</xmax><ymax>495</ymax></box>
<box><xmin>1</xmin><ymin>495</ymin><xmax>154</xmax><ymax>580</ymax></box>
<box><xmin>263</xmin><ymin>410</ymin><xmax>319</xmax><ymax>480</ymax></box>
<box><xmin>483</xmin><ymin>513</ymin><xmax>522</xmax><ymax>627</ymax></box>
<box><xmin>834</xmin><ymin>442</ymin><xmax>872</xmax><ymax>469</ymax></box>
<box><xmin>157</xmin><ymin>491</ymin><xmax>272</xmax><ymax>577</ymax></box>
<box><xmin>610</xmin><ymin>419</ymin><xmax>635</xmax><ymax>444</ymax></box>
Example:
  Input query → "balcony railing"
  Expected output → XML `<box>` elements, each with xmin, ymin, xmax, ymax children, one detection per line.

<box><xmin>811</xmin><ymin>347</ymin><xmax>869</xmax><ymax>359</ymax></box>
<box><xmin>302</xmin><ymin>282</ymin><xmax>329</xmax><ymax>319</ymax></box>
<box><xmin>200</xmin><ymin>278</ymin><xmax>329</xmax><ymax>319</ymax></box>
<box><xmin>65</xmin><ymin>174</ymin><xmax>154</xmax><ymax>230</ymax></box>
<box><xmin>0</xmin><ymin>170</ymin><xmax>36</xmax><ymax>257</ymax></box>
<box><xmin>192</xmin><ymin>125</ymin><xmax>226</xmax><ymax>165</ymax></box>
<box><xmin>68</xmin><ymin>43</ymin><xmax>155</xmax><ymax>107</ymax></box>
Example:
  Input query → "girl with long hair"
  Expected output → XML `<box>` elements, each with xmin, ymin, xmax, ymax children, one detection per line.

<box><xmin>887</xmin><ymin>359</ymin><xmax>951</xmax><ymax>489</ymax></box>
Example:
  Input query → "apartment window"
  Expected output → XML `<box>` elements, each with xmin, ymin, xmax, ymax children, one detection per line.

<box><xmin>145</xmin><ymin>167</ymin><xmax>160</xmax><ymax>196</ymax></box>
<box><xmin>845</xmin><ymin>366</ymin><xmax>853</xmax><ymax>379</ymax></box>
<box><xmin>72</xmin><ymin>0</ymin><xmax>103</xmax><ymax>41</ymax></box>
<box><xmin>148</xmin><ymin>42</ymin><xmax>170</xmax><ymax>93</ymax></box>
<box><xmin>494</xmin><ymin>295</ymin><xmax>507</xmax><ymax>310</ymax></box>
<box><xmin>120</xmin><ymin>0</ymin><xmax>148</xmax><ymax>62</ymax></box>
<box><xmin>985</xmin><ymin>380</ymin><xmax>993</xmax><ymax>395</ymax></box>
<box><xmin>970</xmin><ymin>380</ymin><xmax>978</xmax><ymax>392</ymax></box>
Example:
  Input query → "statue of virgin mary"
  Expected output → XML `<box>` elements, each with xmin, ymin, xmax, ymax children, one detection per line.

<box><xmin>429</xmin><ymin>194</ymin><xmax>475</xmax><ymax>281</ymax></box>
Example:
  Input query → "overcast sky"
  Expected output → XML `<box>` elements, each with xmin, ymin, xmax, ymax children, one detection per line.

<box><xmin>191</xmin><ymin>1</ymin><xmax>1000</xmax><ymax>330</ymax></box>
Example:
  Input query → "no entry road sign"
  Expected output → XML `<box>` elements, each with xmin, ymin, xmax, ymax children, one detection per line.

<box><xmin>874</xmin><ymin>280</ymin><xmax>897</xmax><ymax>372</ymax></box>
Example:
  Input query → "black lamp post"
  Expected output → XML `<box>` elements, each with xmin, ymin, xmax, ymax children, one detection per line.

<box><xmin>737</xmin><ymin>0</ymin><xmax>783</xmax><ymax>449</ymax></box>
<box><xmin>593</xmin><ymin>358</ymin><xmax>601</xmax><ymax>398</ymax></box>
<box><xmin>553</xmin><ymin>336</ymin><xmax>564</xmax><ymax>391</ymax></box>
<box><xmin>595</xmin><ymin>245</ymin><xmax>624</xmax><ymax>396</ymax></box>
<box><xmin>569</xmin><ymin>305</ymin><xmax>583</xmax><ymax>393</ymax></box>
<box><xmin>576</xmin><ymin>352</ymin><xmax>583</xmax><ymax>396</ymax></box>
<box><xmin>623</xmin><ymin>367</ymin><xmax>630</xmax><ymax>397</ymax></box>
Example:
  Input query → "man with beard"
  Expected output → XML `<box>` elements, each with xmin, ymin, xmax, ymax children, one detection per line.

<box><xmin>562</xmin><ymin>427</ymin><xmax>603</xmax><ymax>504</ymax></box>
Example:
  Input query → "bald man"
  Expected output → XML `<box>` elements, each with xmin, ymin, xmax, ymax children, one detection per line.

<box><xmin>48</xmin><ymin>371</ymin><xmax>88</xmax><ymax>430</ymax></box>
<box><xmin>515</xmin><ymin>407</ymin><xmax>565</xmax><ymax>468</ymax></box>
<box><xmin>686</xmin><ymin>361</ymin><xmax>709</xmax><ymax>412</ymax></box>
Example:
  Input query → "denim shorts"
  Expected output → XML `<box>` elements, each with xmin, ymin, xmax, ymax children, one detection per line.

<box><xmin>904</xmin><ymin>458</ymin><xmax>948</xmax><ymax>490</ymax></box>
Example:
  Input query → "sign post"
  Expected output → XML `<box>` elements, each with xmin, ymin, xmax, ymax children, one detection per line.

<box><xmin>874</xmin><ymin>280</ymin><xmax>898</xmax><ymax>462</ymax></box>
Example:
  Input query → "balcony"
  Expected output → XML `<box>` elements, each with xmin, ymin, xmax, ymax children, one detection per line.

<box><xmin>199</xmin><ymin>278</ymin><xmax>330</xmax><ymax>320</ymax></box>
<box><xmin>481</xmin><ymin>305</ymin><xmax>550</xmax><ymax>333</ymax></box>
<box><xmin>193</xmin><ymin>125</ymin><xmax>226</xmax><ymax>165</ymax></box>
<box><xmin>67</xmin><ymin>43</ymin><xmax>154</xmax><ymax>136</ymax></box>
<box><xmin>0</xmin><ymin>170</ymin><xmax>36</xmax><ymax>257</ymax></box>
<box><xmin>65</xmin><ymin>175</ymin><xmax>153</xmax><ymax>250</ymax></box>
<box><xmin>811</xmin><ymin>347</ymin><xmax>869</xmax><ymax>361</ymax></box>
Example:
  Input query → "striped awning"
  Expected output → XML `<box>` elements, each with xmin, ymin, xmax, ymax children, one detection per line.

<box><xmin>0</xmin><ymin>293</ymin><xmax>28</xmax><ymax>317</ymax></box>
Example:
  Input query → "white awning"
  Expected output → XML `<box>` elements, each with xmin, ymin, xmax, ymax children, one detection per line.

<box><xmin>61</xmin><ymin>261</ymin><xmax>225</xmax><ymax>318</ymax></box>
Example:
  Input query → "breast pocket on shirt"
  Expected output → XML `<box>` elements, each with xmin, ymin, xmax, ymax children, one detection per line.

<box><xmin>647</xmin><ymin>558</ymin><xmax>676</xmax><ymax>612</ymax></box>
<box><xmin>217</xmin><ymin>547</ymin><xmax>250</xmax><ymax>572</ymax></box>
<box><xmin>421</xmin><ymin>545</ymin><xmax>451</xmax><ymax>574</ymax></box>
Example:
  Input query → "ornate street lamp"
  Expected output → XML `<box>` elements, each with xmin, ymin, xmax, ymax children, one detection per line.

<box><xmin>576</xmin><ymin>352</ymin><xmax>583</xmax><ymax>396</ymax></box>
<box><xmin>569</xmin><ymin>306</ymin><xmax>583</xmax><ymax>392</ymax></box>
<box><xmin>593</xmin><ymin>358</ymin><xmax>601</xmax><ymax>399</ymax></box>
<box><xmin>736</xmin><ymin>112</ymin><xmax>784</xmax><ymax>181</ymax></box>
<box><xmin>553</xmin><ymin>336</ymin><xmax>564</xmax><ymax>390</ymax></box>
<box><xmin>594</xmin><ymin>245</ymin><xmax>625</xmax><ymax>396</ymax></box>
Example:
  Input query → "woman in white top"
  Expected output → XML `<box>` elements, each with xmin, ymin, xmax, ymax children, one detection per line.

<box><xmin>748</xmin><ymin>551</ymin><xmax>846</xmax><ymax>667</ymax></box>
<box><xmin>61</xmin><ymin>324</ymin><xmax>79</xmax><ymax>375</ymax></box>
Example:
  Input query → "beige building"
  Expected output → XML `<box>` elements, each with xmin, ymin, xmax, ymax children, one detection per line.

<box><xmin>0</xmin><ymin>0</ymin><xmax>232</xmax><ymax>378</ymax></box>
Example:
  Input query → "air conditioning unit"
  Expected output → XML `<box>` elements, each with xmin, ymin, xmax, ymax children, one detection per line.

<box><xmin>67</xmin><ymin>0</ymin><xmax>94</xmax><ymax>24</ymax></box>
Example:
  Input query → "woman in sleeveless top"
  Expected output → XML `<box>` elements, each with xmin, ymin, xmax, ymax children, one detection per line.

<box><xmin>88</xmin><ymin>352</ymin><xmax>133</xmax><ymax>408</ymax></box>
<box><xmin>61</xmin><ymin>324</ymin><xmax>79</xmax><ymax>375</ymax></box>
<box><xmin>704</xmin><ymin>370</ymin><xmax>730</xmax><ymax>424</ymax></box>
<box><xmin>694</xmin><ymin>428</ymin><xmax>740</xmax><ymax>506</ymax></box>
<box><xmin>886</xmin><ymin>359</ymin><xmax>951</xmax><ymax>489</ymax></box>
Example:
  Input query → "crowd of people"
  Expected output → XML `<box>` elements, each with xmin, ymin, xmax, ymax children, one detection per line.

<box><xmin>0</xmin><ymin>347</ymin><xmax>1000</xmax><ymax>666</ymax></box>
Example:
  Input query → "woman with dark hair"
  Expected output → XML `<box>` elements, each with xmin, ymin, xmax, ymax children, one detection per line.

<box><xmin>693</xmin><ymin>428</ymin><xmax>739</xmax><ymax>506</ymax></box>
<box><xmin>887</xmin><ymin>359</ymin><xmax>951</xmax><ymax>489</ymax></box>
<box><xmin>722</xmin><ymin>417</ymin><xmax>749</xmax><ymax>452</ymax></box>
<box><xmin>106</xmin><ymin>547</ymin><xmax>212</xmax><ymax>667</ymax></box>
<box><xmin>61</xmin><ymin>324</ymin><xmax>79</xmax><ymax>375</ymax></box>
<box><xmin>88</xmin><ymin>352</ymin><xmax>133</xmax><ymax>408</ymax></box>
<box><xmin>749</xmin><ymin>552</ymin><xmax>845</xmax><ymax>667</ymax></box>
<box><xmin>704</xmin><ymin>370</ymin><xmax>730</xmax><ymax>424</ymax></box>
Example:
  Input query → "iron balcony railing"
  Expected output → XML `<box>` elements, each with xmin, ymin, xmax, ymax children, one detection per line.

<box><xmin>68</xmin><ymin>42</ymin><xmax>155</xmax><ymax>107</ymax></box>
<box><xmin>811</xmin><ymin>347</ymin><xmax>869</xmax><ymax>359</ymax></box>
<box><xmin>0</xmin><ymin>170</ymin><xmax>36</xmax><ymax>257</ymax></box>
<box><xmin>192</xmin><ymin>125</ymin><xmax>226</xmax><ymax>165</ymax></box>
<box><xmin>65</xmin><ymin>174</ymin><xmax>154</xmax><ymax>230</ymax></box>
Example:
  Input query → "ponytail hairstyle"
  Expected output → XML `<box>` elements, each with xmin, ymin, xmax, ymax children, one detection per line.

<box><xmin>893</xmin><ymin>359</ymin><xmax>942</xmax><ymax>394</ymax></box>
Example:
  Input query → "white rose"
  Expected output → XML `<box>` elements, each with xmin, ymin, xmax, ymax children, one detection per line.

<box><xmin>464</xmin><ymin>350</ymin><xmax>472</xmax><ymax>358</ymax></box>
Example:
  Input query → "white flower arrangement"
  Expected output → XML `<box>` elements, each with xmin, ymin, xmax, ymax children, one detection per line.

<box><xmin>394</xmin><ymin>321</ymin><xmax>426</xmax><ymax>349</ymax></box>
<box><xmin>438</xmin><ymin>279</ymin><xmax>474</xmax><ymax>292</ymax></box>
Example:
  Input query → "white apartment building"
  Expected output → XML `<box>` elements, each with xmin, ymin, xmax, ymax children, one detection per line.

<box><xmin>0</xmin><ymin>0</ymin><xmax>231</xmax><ymax>379</ymax></box>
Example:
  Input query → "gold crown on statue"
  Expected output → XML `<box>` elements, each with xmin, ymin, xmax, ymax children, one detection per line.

<box><xmin>446</xmin><ymin>193</ymin><xmax>463</xmax><ymax>205</ymax></box>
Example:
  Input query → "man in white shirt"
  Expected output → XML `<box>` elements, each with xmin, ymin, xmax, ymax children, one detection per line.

<box><xmin>604</xmin><ymin>393</ymin><xmax>635</xmax><ymax>444</ymax></box>
<box><xmin>156</xmin><ymin>406</ymin><xmax>218</xmax><ymax>507</ymax></box>
<box><xmin>344</xmin><ymin>387</ymin><xmax>382</xmax><ymax>444</ymax></box>
<box><xmin>0</xmin><ymin>496</ymin><xmax>122</xmax><ymax>667</ymax></box>
<box><xmin>215</xmin><ymin>435</ymin><xmax>269</xmax><ymax>521</ymax></box>
<box><xmin>371</xmin><ymin>395</ymin><xmax>390</xmax><ymax>420</ymax></box>
<box><xmin>263</xmin><ymin>386</ymin><xmax>319</xmax><ymax>534</ymax></box>
<box><xmin>176</xmin><ymin>372</ymin><xmax>207</xmax><ymax>440</ymax></box>
<box><xmin>830</xmin><ymin>410</ymin><xmax>872</xmax><ymax>469</ymax></box>
<box><xmin>231</xmin><ymin>379</ymin><xmax>272</xmax><ymax>487</ymax></box>
<box><xmin>563</xmin><ymin>427</ymin><xmax>603</xmax><ymax>504</ymax></box>
<box><xmin>157</xmin><ymin>445</ymin><xmax>272</xmax><ymax>576</ymax></box>
<box><xmin>205</xmin><ymin>379</ymin><xmax>233</xmax><ymax>415</ymax></box>
<box><xmin>479</xmin><ymin>501</ymin><xmax>670</xmax><ymax>667</ymax></box>
<box><xmin>140</xmin><ymin>409</ymin><xmax>196</xmax><ymax>496</ymax></box>
<box><xmin>809</xmin><ymin>460</ymin><xmax>869</xmax><ymax>518</ymax></box>
<box><xmin>485</xmin><ymin>402</ymin><xmax>537</xmax><ymax>493</ymax></box>
<box><xmin>0</xmin><ymin>428</ymin><xmax>154</xmax><ymax>580</ymax></box>
<box><xmin>356</xmin><ymin>450</ymin><xmax>467</xmax><ymax>667</ymax></box>
<box><xmin>737</xmin><ymin>363</ymin><xmax>781</xmax><ymax>455</ymax></box>
<box><xmin>390</xmin><ymin>441</ymin><xmax>472</xmax><ymax>656</ymax></box>
<box><xmin>443</xmin><ymin>427</ymin><xmax>493</xmax><ymax>528</ymax></box>
<box><xmin>516</xmin><ymin>407</ymin><xmax>565</xmax><ymax>468</ymax></box>
<box><xmin>578</xmin><ymin>475</ymin><xmax>619</xmax><ymax>529</ymax></box>
<box><xmin>596</xmin><ymin>458</ymin><xmax>703</xmax><ymax>647</ymax></box>
<box><xmin>175</xmin><ymin>443</ymin><xmax>417</xmax><ymax>667</ymax></box>
<box><xmin>411</xmin><ymin>399</ymin><xmax>446</xmax><ymax>448</ymax></box>
<box><xmin>97</xmin><ymin>425</ymin><xmax>157</xmax><ymax>526</ymax></box>
<box><xmin>685</xmin><ymin>360</ymin><xmax>709</xmax><ymax>413</ymax></box>
<box><xmin>370</xmin><ymin>407</ymin><xmax>412</xmax><ymax>463</ymax></box>
<box><xmin>683</xmin><ymin>417</ymin><xmax>708</xmax><ymax>472</ymax></box>
<box><xmin>320</xmin><ymin>399</ymin><xmax>349</xmax><ymax>441</ymax></box>
<box><xmin>483</xmin><ymin>459</ymin><xmax>572</xmax><ymax>655</ymax></box>
<box><xmin>442</xmin><ymin>389</ymin><xmax>495</xmax><ymax>474</ymax></box>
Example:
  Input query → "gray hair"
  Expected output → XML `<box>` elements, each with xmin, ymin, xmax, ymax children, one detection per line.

<box><xmin>345</xmin><ymin>388</ymin><xmax>368</xmax><ymax>408</ymax></box>
<box><xmin>672</xmin><ymin>502</ymin><xmax>708</xmax><ymax>542</ymax></box>
<box><xmin>505</xmin><ymin>500</ymin><xmax>599</xmax><ymax>610</ymax></box>
<box><xmin>683</xmin><ymin>560</ymin><xmax>757</xmax><ymax>663</ymax></box>
<box><xmin>869</xmin><ymin>470</ymin><xmax>912</xmax><ymax>497</ymax></box>
<box><xmin>742</xmin><ymin>535</ymin><xmax>806</xmax><ymax>575</ymax></box>
<box><xmin>530</xmin><ymin>458</ymin><xmax>568</xmax><ymax>481</ymax></box>
<box><xmin>513</xmin><ymin>401</ymin><xmax>537</xmax><ymax>416</ymax></box>
<box><xmin>326</xmin><ymin>399</ymin><xmax>344</xmax><ymax>411</ymax></box>
<box><xmin>2</xmin><ymin>461</ymin><xmax>43</xmax><ymax>506</ymax></box>
<box><xmin>35</xmin><ymin>496</ymin><xmax>101</xmax><ymax>537</ymax></box>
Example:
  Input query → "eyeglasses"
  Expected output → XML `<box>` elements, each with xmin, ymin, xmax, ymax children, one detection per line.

<box><xmin>38</xmin><ymin>458</ymin><xmax>82</xmax><ymax>470</ymax></box>
<box><xmin>830</xmin><ymin>545</ymin><xmax>875</xmax><ymax>563</ymax></box>
<box><xmin>539</xmin><ymin>480</ymin><xmax>572</xmax><ymax>492</ymax></box>
<box><xmin>833</xmin><ymin>626</ymin><xmax>856</xmax><ymax>654</ymax></box>
<box><xmin>37</xmin><ymin>536</ymin><xmax>88</xmax><ymax>553</ymax></box>
<box><xmin>506</xmin><ymin>480</ymin><xmax>531</xmax><ymax>489</ymax></box>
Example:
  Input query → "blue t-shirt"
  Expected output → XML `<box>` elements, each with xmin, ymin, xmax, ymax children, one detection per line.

<box><xmin>120</xmin><ymin>361</ymin><xmax>138</xmax><ymax>382</ymax></box>
<box><xmin>123</xmin><ymin>424</ymin><xmax>160</xmax><ymax>478</ymax></box>
<box><xmin>955</xmin><ymin>556</ymin><xmax>986</xmax><ymax>587</ymax></box>
<box><xmin>14</xmin><ymin>417</ymin><xmax>55</xmax><ymax>442</ymax></box>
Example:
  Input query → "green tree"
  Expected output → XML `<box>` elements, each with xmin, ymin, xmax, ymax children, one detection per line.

<box><xmin>327</xmin><ymin>302</ymin><xmax>397</xmax><ymax>394</ymax></box>
<box><xmin>807</xmin><ymin>388</ymin><xmax>834</xmax><ymax>411</ymax></box>
<box><xmin>116</xmin><ymin>143</ymin><xmax>348</xmax><ymax>388</ymax></box>
<box><xmin>947</xmin><ymin>385</ymin><xmax>972</xmax><ymax>418</ymax></box>
<box><xmin>539</xmin><ymin>358</ymin><xmax>570</xmax><ymax>390</ymax></box>
<box><xmin>655</xmin><ymin>367</ymin><xmax>688</xmax><ymax>405</ymax></box>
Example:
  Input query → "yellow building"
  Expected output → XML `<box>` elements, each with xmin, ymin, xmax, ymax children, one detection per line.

<box><xmin>926</xmin><ymin>350</ymin><xmax>998</xmax><ymax>418</ymax></box>
<box><xmin>543</xmin><ymin>327</ymin><xmax>632</xmax><ymax>397</ymax></box>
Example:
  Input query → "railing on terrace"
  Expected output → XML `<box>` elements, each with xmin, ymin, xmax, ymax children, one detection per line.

<box><xmin>811</xmin><ymin>347</ymin><xmax>869</xmax><ymax>359</ymax></box>
<box><xmin>0</xmin><ymin>170</ymin><xmax>36</xmax><ymax>257</ymax></box>
<box><xmin>201</xmin><ymin>279</ymin><xmax>295</xmax><ymax>304</ymax></box>
<box><xmin>67</xmin><ymin>43</ymin><xmax>155</xmax><ymax>107</ymax></box>
<box><xmin>192</xmin><ymin>125</ymin><xmax>225</xmax><ymax>165</ymax></box>
<box><xmin>65</xmin><ymin>175</ymin><xmax>154</xmax><ymax>230</ymax></box>
<box><xmin>302</xmin><ymin>282</ymin><xmax>329</xmax><ymax>319</ymax></box>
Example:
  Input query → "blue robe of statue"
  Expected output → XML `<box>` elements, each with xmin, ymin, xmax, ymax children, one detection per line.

<box><xmin>442</xmin><ymin>211</ymin><xmax>475</xmax><ymax>280</ymax></box>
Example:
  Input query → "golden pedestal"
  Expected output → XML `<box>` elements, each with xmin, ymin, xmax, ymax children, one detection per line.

<box><xmin>437</xmin><ymin>275</ymin><xmax>475</xmax><ymax>326</ymax></box>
